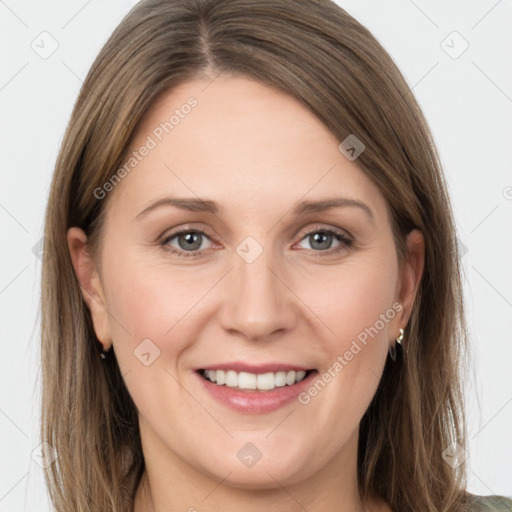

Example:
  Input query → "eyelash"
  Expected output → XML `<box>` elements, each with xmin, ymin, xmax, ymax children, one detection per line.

<box><xmin>160</xmin><ymin>225</ymin><xmax>353</xmax><ymax>259</ymax></box>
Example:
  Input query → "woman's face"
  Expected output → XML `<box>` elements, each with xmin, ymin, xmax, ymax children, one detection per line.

<box><xmin>69</xmin><ymin>75</ymin><xmax>423</xmax><ymax>490</ymax></box>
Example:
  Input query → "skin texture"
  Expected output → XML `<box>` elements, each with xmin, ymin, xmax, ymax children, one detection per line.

<box><xmin>67</xmin><ymin>75</ymin><xmax>424</xmax><ymax>512</ymax></box>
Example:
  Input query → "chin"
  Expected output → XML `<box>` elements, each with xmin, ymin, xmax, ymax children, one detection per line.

<box><xmin>195</xmin><ymin>449</ymin><xmax>313</xmax><ymax>490</ymax></box>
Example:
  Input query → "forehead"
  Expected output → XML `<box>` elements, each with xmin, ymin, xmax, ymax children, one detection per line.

<box><xmin>105</xmin><ymin>74</ymin><xmax>389</xmax><ymax>222</ymax></box>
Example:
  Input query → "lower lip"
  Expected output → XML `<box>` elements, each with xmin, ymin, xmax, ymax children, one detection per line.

<box><xmin>195</xmin><ymin>370</ymin><xmax>318</xmax><ymax>414</ymax></box>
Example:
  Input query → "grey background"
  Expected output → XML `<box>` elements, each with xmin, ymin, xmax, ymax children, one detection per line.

<box><xmin>0</xmin><ymin>0</ymin><xmax>511</xmax><ymax>509</ymax></box>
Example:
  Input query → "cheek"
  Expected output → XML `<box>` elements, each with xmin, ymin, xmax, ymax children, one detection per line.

<box><xmin>308</xmin><ymin>252</ymin><xmax>398</xmax><ymax>343</ymax></box>
<box><xmin>100</xmin><ymin>253</ymin><xmax>207</xmax><ymax>418</ymax></box>
<box><xmin>98</xmin><ymin>242</ymin><xmax>196</xmax><ymax>363</ymax></box>
<box><xmin>304</xmin><ymin>251</ymin><xmax>398</xmax><ymax>401</ymax></box>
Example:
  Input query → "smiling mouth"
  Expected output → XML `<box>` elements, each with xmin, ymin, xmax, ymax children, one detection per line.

<box><xmin>197</xmin><ymin>368</ymin><xmax>316</xmax><ymax>392</ymax></box>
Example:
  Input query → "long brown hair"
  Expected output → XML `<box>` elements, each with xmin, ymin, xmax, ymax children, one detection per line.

<box><xmin>41</xmin><ymin>0</ymin><xmax>471</xmax><ymax>510</ymax></box>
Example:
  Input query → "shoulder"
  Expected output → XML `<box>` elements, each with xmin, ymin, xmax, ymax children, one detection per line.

<box><xmin>465</xmin><ymin>494</ymin><xmax>512</xmax><ymax>511</ymax></box>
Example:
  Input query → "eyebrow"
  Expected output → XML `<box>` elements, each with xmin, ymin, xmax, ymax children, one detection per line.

<box><xmin>135</xmin><ymin>196</ymin><xmax>375</xmax><ymax>223</ymax></box>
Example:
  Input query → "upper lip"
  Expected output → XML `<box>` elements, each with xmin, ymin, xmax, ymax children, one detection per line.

<box><xmin>196</xmin><ymin>362</ymin><xmax>315</xmax><ymax>374</ymax></box>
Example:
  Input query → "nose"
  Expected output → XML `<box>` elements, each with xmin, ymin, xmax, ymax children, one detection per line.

<box><xmin>218</xmin><ymin>244</ymin><xmax>297</xmax><ymax>342</ymax></box>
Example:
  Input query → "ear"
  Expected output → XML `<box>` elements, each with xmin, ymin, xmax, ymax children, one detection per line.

<box><xmin>393</xmin><ymin>229</ymin><xmax>425</xmax><ymax>341</ymax></box>
<box><xmin>67</xmin><ymin>227</ymin><xmax>112</xmax><ymax>351</ymax></box>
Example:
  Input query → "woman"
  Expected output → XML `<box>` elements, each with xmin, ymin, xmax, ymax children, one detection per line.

<box><xmin>40</xmin><ymin>0</ymin><xmax>512</xmax><ymax>510</ymax></box>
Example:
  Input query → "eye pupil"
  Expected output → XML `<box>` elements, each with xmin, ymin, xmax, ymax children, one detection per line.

<box><xmin>179</xmin><ymin>232</ymin><xmax>202</xmax><ymax>251</ymax></box>
<box><xmin>310</xmin><ymin>232</ymin><xmax>332</xmax><ymax>250</ymax></box>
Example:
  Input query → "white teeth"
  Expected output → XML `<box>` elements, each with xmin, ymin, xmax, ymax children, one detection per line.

<box><xmin>274</xmin><ymin>371</ymin><xmax>287</xmax><ymax>387</ymax></box>
<box><xmin>225</xmin><ymin>370</ymin><xmax>238</xmax><ymax>387</ymax></box>
<box><xmin>201</xmin><ymin>369</ymin><xmax>310</xmax><ymax>390</ymax></box>
<box><xmin>257</xmin><ymin>372</ymin><xmax>275</xmax><ymax>390</ymax></box>
<box><xmin>215</xmin><ymin>369</ymin><xmax>226</xmax><ymax>385</ymax></box>
<box><xmin>286</xmin><ymin>371</ymin><xmax>296</xmax><ymax>385</ymax></box>
<box><xmin>238</xmin><ymin>372</ymin><xmax>257</xmax><ymax>390</ymax></box>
